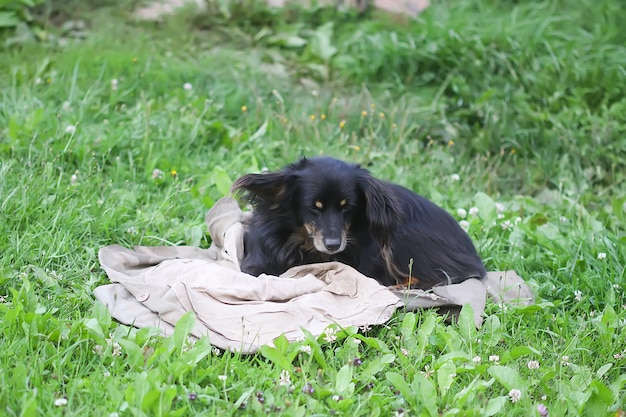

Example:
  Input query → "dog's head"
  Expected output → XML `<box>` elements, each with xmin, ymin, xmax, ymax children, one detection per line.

<box><xmin>232</xmin><ymin>157</ymin><xmax>402</xmax><ymax>255</ymax></box>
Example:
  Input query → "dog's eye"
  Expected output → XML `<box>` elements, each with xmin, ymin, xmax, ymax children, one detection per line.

<box><xmin>339</xmin><ymin>198</ymin><xmax>348</xmax><ymax>210</ymax></box>
<box><xmin>313</xmin><ymin>200</ymin><xmax>324</xmax><ymax>210</ymax></box>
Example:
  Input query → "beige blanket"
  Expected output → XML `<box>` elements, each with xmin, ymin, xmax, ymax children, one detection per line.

<box><xmin>95</xmin><ymin>197</ymin><xmax>534</xmax><ymax>353</ymax></box>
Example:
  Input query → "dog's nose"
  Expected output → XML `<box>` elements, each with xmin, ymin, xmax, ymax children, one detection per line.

<box><xmin>323</xmin><ymin>237</ymin><xmax>342</xmax><ymax>252</ymax></box>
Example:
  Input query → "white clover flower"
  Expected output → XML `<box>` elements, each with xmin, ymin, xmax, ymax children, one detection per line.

<box><xmin>527</xmin><ymin>360</ymin><xmax>540</xmax><ymax>369</ymax></box>
<box><xmin>62</xmin><ymin>101</ymin><xmax>71</xmax><ymax>111</ymax></box>
<box><xmin>469</xmin><ymin>207</ymin><xmax>479</xmax><ymax>216</ymax></box>
<box><xmin>508</xmin><ymin>388</ymin><xmax>522</xmax><ymax>403</ymax></box>
<box><xmin>495</xmin><ymin>202</ymin><xmax>504</xmax><ymax>213</ymax></box>
<box><xmin>323</xmin><ymin>327</ymin><xmax>337</xmax><ymax>343</ymax></box>
<box><xmin>111</xmin><ymin>342</ymin><xmax>122</xmax><ymax>357</ymax></box>
<box><xmin>457</xmin><ymin>208</ymin><xmax>467</xmax><ymax>218</ymax></box>
<box><xmin>212</xmin><ymin>347</ymin><xmax>222</xmax><ymax>356</ymax></box>
<box><xmin>501</xmin><ymin>220</ymin><xmax>512</xmax><ymax>230</ymax></box>
<box><xmin>183</xmin><ymin>82</ymin><xmax>192</xmax><ymax>90</ymax></box>
<box><xmin>450</xmin><ymin>173</ymin><xmax>460</xmax><ymax>181</ymax></box>
<box><xmin>459</xmin><ymin>220</ymin><xmax>470</xmax><ymax>231</ymax></box>
<box><xmin>70</xmin><ymin>174</ymin><xmax>78</xmax><ymax>185</ymax></box>
<box><xmin>574</xmin><ymin>290</ymin><xmax>582</xmax><ymax>302</ymax></box>
<box><xmin>54</xmin><ymin>398</ymin><xmax>68</xmax><ymax>407</ymax></box>
<box><xmin>93</xmin><ymin>345</ymin><xmax>104</xmax><ymax>356</ymax></box>
<box><xmin>514</xmin><ymin>216</ymin><xmax>522</xmax><ymax>224</ymax></box>
<box><xmin>279</xmin><ymin>370</ymin><xmax>291</xmax><ymax>386</ymax></box>
<box><xmin>561</xmin><ymin>356</ymin><xmax>571</xmax><ymax>366</ymax></box>
<box><xmin>472</xmin><ymin>356</ymin><xmax>481</xmax><ymax>363</ymax></box>
<box><xmin>489</xmin><ymin>355</ymin><xmax>499</xmax><ymax>363</ymax></box>
<box><xmin>218</xmin><ymin>375</ymin><xmax>227</xmax><ymax>382</ymax></box>
<box><xmin>352</xmin><ymin>338</ymin><xmax>361</xmax><ymax>345</ymax></box>
<box><xmin>300</xmin><ymin>345</ymin><xmax>312</xmax><ymax>355</ymax></box>
<box><xmin>598</xmin><ymin>252</ymin><xmax>607</xmax><ymax>260</ymax></box>
<box><xmin>400</xmin><ymin>348</ymin><xmax>409</xmax><ymax>356</ymax></box>
<box><xmin>111</xmin><ymin>79</ymin><xmax>118</xmax><ymax>91</ymax></box>
<box><xmin>65</xmin><ymin>125</ymin><xmax>77</xmax><ymax>134</ymax></box>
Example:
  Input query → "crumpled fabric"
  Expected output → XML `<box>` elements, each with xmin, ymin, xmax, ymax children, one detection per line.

<box><xmin>94</xmin><ymin>197</ymin><xmax>534</xmax><ymax>353</ymax></box>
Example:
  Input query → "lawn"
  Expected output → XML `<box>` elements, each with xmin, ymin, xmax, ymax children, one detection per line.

<box><xmin>0</xmin><ymin>0</ymin><xmax>625</xmax><ymax>415</ymax></box>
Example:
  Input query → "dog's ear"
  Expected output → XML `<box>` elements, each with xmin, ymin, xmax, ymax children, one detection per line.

<box><xmin>231</xmin><ymin>172</ymin><xmax>295</xmax><ymax>206</ymax></box>
<box><xmin>356</xmin><ymin>172</ymin><xmax>402</xmax><ymax>246</ymax></box>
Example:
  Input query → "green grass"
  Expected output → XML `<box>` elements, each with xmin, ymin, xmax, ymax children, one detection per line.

<box><xmin>1</xmin><ymin>0</ymin><xmax>625</xmax><ymax>415</ymax></box>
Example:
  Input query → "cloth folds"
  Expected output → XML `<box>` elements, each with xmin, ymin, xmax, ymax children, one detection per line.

<box><xmin>95</xmin><ymin>197</ymin><xmax>534</xmax><ymax>353</ymax></box>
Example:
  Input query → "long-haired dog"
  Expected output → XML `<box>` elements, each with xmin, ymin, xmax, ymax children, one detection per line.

<box><xmin>232</xmin><ymin>157</ymin><xmax>486</xmax><ymax>289</ymax></box>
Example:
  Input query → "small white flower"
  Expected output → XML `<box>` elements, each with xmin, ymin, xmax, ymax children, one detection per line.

<box><xmin>457</xmin><ymin>208</ymin><xmax>467</xmax><ymax>218</ymax></box>
<box><xmin>459</xmin><ymin>220</ymin><xmax>470</xmax><ymax>231</ymax></box>
<box><xmin>574</xmin><ymin>290</ymin><xmax>582</xmax><ymax>302</ymax></box>
<box><xmin>501</xmin><ymin>220</ymin><xmax>512</xmax><ymax>230</ymax></box>
<box><xmin>331</xmin><ymin>395</ymin><xmax>340</xmax><ymax>401</ymax></box>
<box><xmin>109</xmin><ymin>413</ymin><xmax>120</xmax><ymax>417</ymax></box>
<box><xmin>613</xmin><ymin>284</ymin><xmax>620</xmax><ymax>290</ymax></box>
<box><xmin>497</xmin><ymin>213</ymin><xmax>505</xmax><ymax>219</ymax></box>
<box><xmin>598</xmin><ymin>252</ymin><xmax>607</xmax><ymax>260</ymax></box>
<box><xmin>111</xmin><ymin>342</ymin><xmax>122</xmax><ymax>357</ymax></box>
<box><xmin>300</xmin><ymin>345</ymin><xmax>312</xmax><ymax>355</ymax></box>
<box><xmin>495</xmin><ymin>202</ymin><xmax>504</xmax><ymax>213</ymax></box>
<box><xmin>310</xmin><ymin>89</ymin><xmax>319</xmax><ymax>97</ymax></box>
<box><xmin>126</xmin><ymin>227</ymin><xmax>137</xmax><ymax>235</ymax></box>
<box><xmin>489</xmin><ymin>355</ymin><xmax>499</xmax><ymax>363</ymax></box>
<box><xmin>183</xmin><ymin>82</ymin><xmax>193</xmax><ymax>90</ymax></box>
<box><xmin>218</xmin><ymin>374</ymin><xmax>227</xmax><ymax>382</ymax></box>
<box><xmin>62</xmin><ymin>101</ymin><xmax>71</xmax><ymax>111</ymax></box>
<box><xmin>152</xmin><ymin>168</ymin><xmax>164</xmax><ymax>179</ymax></box>
<box><xmin>70</xmin><ymin>174</ymin><xmax>78</xmax><ymax>185</ymax></box>
<box><xmin>469</xmin><ymin>207</ymin><xmax>479</xmax><ymax>216</ymax></box>
<box><xmin>212</xmin><ymin>347</ymin><xmax>222</xmax><ymax>356</ymax></box>
<box><xmin>559</xmin><ymin>216</ymin><xmax>568</xmax><ymax>223</ymax></box>
<box><xmin>352</xmin><ymin>338</ymin><xmax>361</xmax><ymax>345</ymax></box>
<box><xmin>514</xmin><ymin>216</ymin><xmax>522</xmax><ymax>224</ymax></box>
<box><xmin>450</xmin><ymin>173</ymin><xmax>460</xmax><ymax>181</ymax></box>
<box><xmin>472</xmin><ymin>356</ymin><xmax>481</xmax><ymax>363</ymax></box>
<box><xmin>508</xmin><ymin>388</ymin><xmax>522</xmax><ymax>403</ymax></box>
<box><xmin>527</xmin><ymin>360</ymin><xmax>540</xmax><ymax>369</ymax></box>
<box><xmin>561</xmin><ymin>355</ymin><xmax>571</xmax><ymax>366</ymax></box>
<box><xmin>54</xmin><ymin>398</ymin><xmax>68</xmax><ymax>407</ymax></box>
<box><xmin>541</xmin><ymin>395</ymin><xmax>547</xmax><ymax>401</ymax></box>
<box><xmin>279</xmin><ymin>370</ymin><xmax>291</xmax><ymax>386</ymax></box>
<box><xmin>111</xmin><ymin>79</ymin><xmax>118</xmax><ymax>91</ymax></box>
<box><xmin>400</xmin><ymin>348</ymin><xmax>409</xmax><ymax>356</ymax></box>
<box><xmin>93</xmin><ymin>345</ymin><xmax>104</xmax><ymax>356</ymax></box>
<box><xmin>323</xmin><ymin>327</ymin><xmax>337</xmax><ymax>343</ymax></box>
<box><xmin>103</xmin><ymin>371</ymin><xmax>111</xmax><ymax>377</ymax></box>
<box><xmin>65</xmin><ymin>125</ymin><xmax>77</xmax><ymax>134</ymax></box>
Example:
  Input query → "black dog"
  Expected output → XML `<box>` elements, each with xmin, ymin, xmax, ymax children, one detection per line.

<box><xmin>232</xmin><ymin>157</ymin><xmax>486</xmax><ymax>289</ymax></box>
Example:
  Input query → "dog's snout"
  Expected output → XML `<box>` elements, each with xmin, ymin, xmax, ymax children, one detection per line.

<box><xmin>323</xmin><ymin>237</ymin><xmax>342</xmax><ymax>252</ymax></box>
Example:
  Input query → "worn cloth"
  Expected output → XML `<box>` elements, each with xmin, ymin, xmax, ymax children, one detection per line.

<box><xmin>95</xmin><ymin>197</ymin><xmax>534</xmax><ymax>353</ymax></box>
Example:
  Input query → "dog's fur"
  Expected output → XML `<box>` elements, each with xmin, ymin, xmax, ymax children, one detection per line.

<box><xmin>232</xmin><ymin>157</ymin><xmax>486</xmax><ymax>289</ymax></box>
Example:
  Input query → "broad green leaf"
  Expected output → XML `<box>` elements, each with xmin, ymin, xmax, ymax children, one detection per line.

<box><xmin>212</xmin><ymin>166</ymin><xmax>233</xmax><ymax>196</ymax></box>
<box><xmin>481</xmin><ymin>315</ymin><xmax>502</xmax><ymax>348</ymax></box>
<box><xmin>361</xmin><ymin>353</ymin><xmax>395</xmax><ymax>381</ymax></box>
<box><xmin>386</xmin><ymin>372</ymin><xmax>415</xmax><ymax>408</ymax></box>
<box><xmin>458</xmin><ymin>303</ymin><xmax>477</xmax><ymax>346</ymax></box>
<box><xmin>412</xmin><ymin>371</ymin><xmax>439</xmax><ymax>417</ymax></box>
<box><xmin>173</xmin><ymin>312</ymin><xmax>196</xmax><ymax>352</ymax></box>
<box><xmin>258</xmin><ymin>345</ymin><xmax>293</xmax><ymax>370</ymax></box>
<box><xmin>118</xmin><ymin>338</ymin><xmax>144</xmax><ymax>370</ymax></box>
<box><xmin>484</xmin><ymin>396</ymin><xmax>507</xmax><ymax>416</ymax></box>
<box><xmin>334</xmin><ymin>365</ymin><xmax>354</xmax><ymax>396</ymax></box>
<box><xmin>473</xmin><ymin>192</ymin><xmax>497</xmax><ymax>224</ymax></box>
<box><xmin>487</xmin><ymin>365</ymin><xmax>527</xmax><ymax>391</ymax></box>
<box><xmin>437</xmin><ymin>360</ymin><xmax>456</xmax><ymax>397</ymax></box>
<box><xmin>400</xmin><ymin>312</ymin><xmax>417</xmax><ymax>344</ymax></box>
